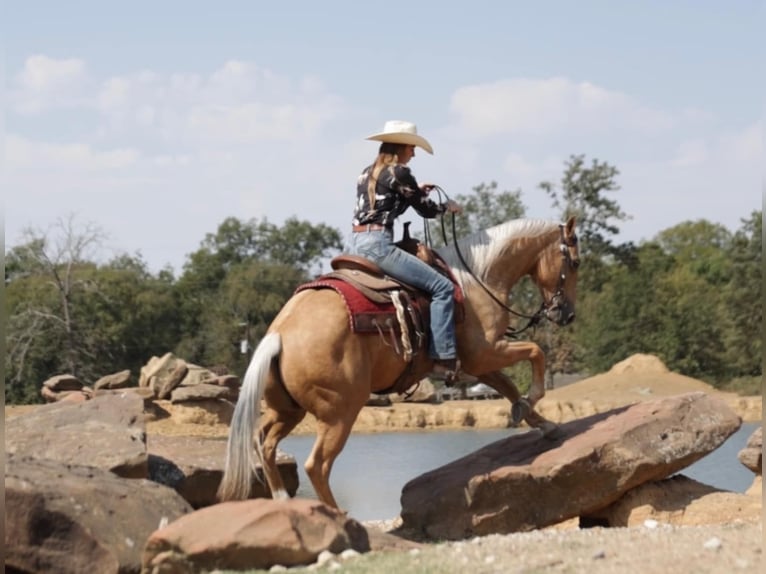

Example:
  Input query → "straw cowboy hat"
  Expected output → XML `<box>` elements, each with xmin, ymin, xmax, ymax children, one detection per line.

<box><xmin>366</xmin><ymin>120</ymin><xmax>434</xmax><ymax>154</ymax></box>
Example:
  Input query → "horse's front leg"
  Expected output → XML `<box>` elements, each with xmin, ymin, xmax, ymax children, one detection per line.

<box><xmin>479</xmin><ymin>369</ymin><xmax>558</xmax><ymax>436</ymax></box>
<box><xmin>469</xmin><ymin>339</ymin><xmax>556</xmax><ymax>436</ymax></box>
<box><xmin>483</xmin><ymin>339</ymin><xmax>547</xmax><ymax>405</ymax></box>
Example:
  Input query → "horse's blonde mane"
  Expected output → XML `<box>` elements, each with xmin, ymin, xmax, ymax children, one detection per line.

<box><xmin>437</xmin><ymin>218</ymin><xmax>560</xmax><ymax>285</ymax></box>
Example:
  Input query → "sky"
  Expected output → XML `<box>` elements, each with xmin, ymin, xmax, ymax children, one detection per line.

<box><xmin>4</xmin><ymin>1</ymin><xmax>763</xmax><ymax>274</ymax></box>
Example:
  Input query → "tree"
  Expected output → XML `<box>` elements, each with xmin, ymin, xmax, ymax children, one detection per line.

<box><xmin>5</xmin><ymin>217</ymin><xmax>183</xmax><ymax>403</ymax></box>
<box><xmin>539</xmin><ymin>154</ymin><xmax>630</xmax><ymax>259</ymax></box>
<box><xmin>175</xmin><ymin>216</ymin><xmax>343</xmax><ymax>367</ymax></box>
<box><xmin>720</xmin><ymin>211</ymin><xmax>762</xmax><ymax>377</ymax></box>
<box><xmin>6</xmin><ymin>215</ymin><xmax>108</xmax><ymax>379</ymax></box>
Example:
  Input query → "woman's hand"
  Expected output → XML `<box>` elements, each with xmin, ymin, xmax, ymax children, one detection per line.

<box><xmin>443</xmin><ymin>200</ymin><xmax>463</xmax><ymax>214</ymax></box>
<box><xmin>420</xmin><ymin>182</ymin><xmax>436</xmax><ymax>193</ymax></box>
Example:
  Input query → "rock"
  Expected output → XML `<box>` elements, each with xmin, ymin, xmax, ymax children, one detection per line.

<box><xmin>366</xmin><ymin>394</ymin><xmax>392</xmax><ymax>407</ymax></box>
<box><xmin>139</xmin><ymin>353</ymin><xmax>188</xmax><ymax>399</ymax></box>
<box><xmin>746</xmin><ymin>475</ymin><xmax>762</xmax><ymax>497</ymax></box>
<box><xmin>179</xmin><ymin>362</ymin><xmax>220</xmax><ymax>386</ymax></box>
<box><xmin>155</xmin><ymin>362</ymin><xmax>188</xmax><ymax>400</ymax></box>
<box><xmin>93</xmin><ymin>369</ymin><xmax>133</xmax><ymax>390</ymax></box>
<box><xmin>5</xmin><ymin>455</ymin><xmax>192</xmax><ymax>574</ymax></box>
<box><xmin>162</xmin><ymin>398</ymin><xmax>235</xmax><ymax>425</ymax></box>
<box><xmin>42</xmin><ymin>374</ymin><xmax>83</xmax><ymax>392</ymax></box>
<box><xmin>142</xmin><ymin>498</ymin><xmax>370</xmax><ymax>572</ymax></box>
<box><xmin>400</xmin><ymin>392</ymin><xmax>741</xmax><ymax>540</ymax></box>
<box><xmin>147</xmin><ymin>435</ymin><xmax>298</xmax><ymax>508</ymax></box>
<box><xmin>609</xmin><ymin>353</ymin><xmax>670</xmax><ymax>374</ymax></box>
<box><xmin>390</xmin><ymin>378</ymin><xmax>438</xmax><ymax>403</ymax></box>
<box><xmin>737</xmin><ymin>426</ymin><xmax>762</xmax><ymax>474</ymax></box>
<box><xmin>170</xmin><ymin>382</ymin><xmax>237</xmax><ymax>403</ymax></box>
<box><xmin>5</xmin><ymin>392</ymin><xmax>149</xmax><ymax>478</ymax></box>
<box><xmin>582</xmin><ymin>475</ymin><xmax>762</xmax><ymax>527</ymax></box>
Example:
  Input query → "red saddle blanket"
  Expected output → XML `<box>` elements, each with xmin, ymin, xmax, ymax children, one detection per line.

<box><xmin>295</xmin><ymin>277</ymin><xmax>412</xmax><ymax>334</ymax></box>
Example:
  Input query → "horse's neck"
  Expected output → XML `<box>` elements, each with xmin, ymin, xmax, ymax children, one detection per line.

<box><xmin>481</xmin><ymin>232</ymin><xmax>554</xmax><ymax>296</ymax></box>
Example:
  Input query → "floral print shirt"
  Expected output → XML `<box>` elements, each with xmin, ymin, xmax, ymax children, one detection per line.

<box><xmin>352</xmin><ymin>163</ymin><xmax>445</xmax><ymax>228</ymax></box>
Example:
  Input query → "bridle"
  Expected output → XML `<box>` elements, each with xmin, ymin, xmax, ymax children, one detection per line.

<box><xmin>424</xmin><ymin>187</ymin><xmax>579</xmax><ymax>338</ymax></box>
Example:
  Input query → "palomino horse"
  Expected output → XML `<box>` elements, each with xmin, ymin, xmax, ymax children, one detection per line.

<box><xmin>218</xmin><ymin>216</ymin><xmax>579</xmax><ymax>509</ymax></box>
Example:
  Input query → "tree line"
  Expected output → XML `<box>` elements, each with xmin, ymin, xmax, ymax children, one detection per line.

<box><xmin>5</xmin><ymin>155</ymin><xmax>761</xmax><ymax>404</ymax></box>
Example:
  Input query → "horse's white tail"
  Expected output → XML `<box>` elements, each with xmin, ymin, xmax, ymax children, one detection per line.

<box><xmin>217</xmin><ymin>332</ymin><xmax>282</xmax><ymax>502</ymax></box>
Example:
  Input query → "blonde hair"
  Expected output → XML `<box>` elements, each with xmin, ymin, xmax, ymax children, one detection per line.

<box><xmin>366</xmin><ymin>142</ymin><xmax>407</xmax><ymax>208</ymax></box>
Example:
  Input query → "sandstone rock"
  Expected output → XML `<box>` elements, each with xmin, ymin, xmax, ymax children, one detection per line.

<box><xmin>366</xmin><ymin>394</ymin><xmax>392</xmax><ymax>407</ymax></box>
<box><xmin>5</xmin><ymin>455</ymin><xmax>192</xmax><ymax>574</ymax></box>
<box><xmin>162</xmin><ymin>398</ymin><xmax>235</xmax><ymax>425</ymax></box>
<box><xmin>155</xmin><ymin>362</ymin><xmax>188</xmax><ymax>400</ymax></box>
<box><xmin>400</xmin><ymin>392</ymin><xmax>741</xmax><ymax>540</ymax></box>
<box><xmin>170</xmin><ymin>382</ymin><xmax>237</xmax><ymax>403</ymax></box>
<box><xmin>179</xmin><ymin>362</ymin><xmax>219</xmax><ymax>386</ymax></box>
<box><xmin>93</xmin><ymin>369</ymin><xmax>133</xmax><ymax>390</ymax></box>
<box><xmin>390</xmin><ymin>378</ymin><xmax>438</xmax><ymax>403</ymax></box>
<box><xmin>42</xmin><ymin>373</ymin><xmax>83</xmax><ymax>392</ymax></box>
<box><xmin>737</xmin><ymin>426</ymin><xmax>762</xmax><ymax>474</ymax></box>
<box><xmin>147</xmin><ymin>434</ymin><xmax>298</xmax><ymax>508</ymax></box>
<box><xmin>142</xmin><ymin>498</ymin><xmax>370</xmax><ymax>572</ymax></box>
<box><xmin>139</xmin><ymin>352</ymin><xmax>187</xmax><ymax>393</ymax></box>
<box><xmin>6</xmin><ymin>392</ymin><xmax>149</xmax><ymax>478</ymax></box>
<box><xmin>582</xmin><ymin>475</ymin><xmax>761</xmax><ymax>527</ymax></box>
<box><xmin>746</xmin><ymin>475</ymin><xmax>762</xmax><ymax>497</ymax></box>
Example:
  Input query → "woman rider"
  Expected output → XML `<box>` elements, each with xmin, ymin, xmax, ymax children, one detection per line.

<box><xmin>346</xmin><ymin>120</ymin><xmax>464</xmax><ymax>381</ymax></box>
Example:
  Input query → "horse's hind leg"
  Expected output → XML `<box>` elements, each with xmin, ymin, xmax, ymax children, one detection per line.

<box><xmin>305</xmin><ymin>416</ymin><xmax>357</xmax><ymax>510</ymax></box>
<box><xmin>259</xmin><ymin>405</ymin><xmax>306</xmax><ymax>500</ymax></box>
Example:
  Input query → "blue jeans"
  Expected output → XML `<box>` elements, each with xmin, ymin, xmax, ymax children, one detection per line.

<box><xmin>346</xmin><ymin>229</ymin><xmax>457</xmax><ymax>360</ymax></box>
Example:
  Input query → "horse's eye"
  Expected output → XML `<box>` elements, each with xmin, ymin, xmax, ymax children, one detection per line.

<box><xmin>571</xmin><ymin>258</ymin><xmax>581</xmax><ymax>269</ymax></box>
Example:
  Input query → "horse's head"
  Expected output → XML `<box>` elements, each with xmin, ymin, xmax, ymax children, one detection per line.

<box><xmin>532</xmin><ymin>216</ymin><xmax>580</xmax><ymax>326</ymax></box>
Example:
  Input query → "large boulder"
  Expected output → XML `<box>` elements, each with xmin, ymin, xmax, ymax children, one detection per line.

<box><xmin>142</xmin><ymin>498</ymin><xmax>370</xmax><ymax>572</ymax></box>
<box><xmin>147</xmin><ymin>434</ymin><xmax>299</xmax><ymax>508</ymax></box>
<box><xmin>5</xmin><ymin>392</ymin><xmax>148</xmax><ymax>478</ymax></box>
<box><xmin>5</xmin><ymin>455</ymin><xmax>192</xmax><ymax>574</ymax></box>
<box><xmin>400</xmin><ymin>392</ymin><xmax>741</xmax><ymax>540</ymax></box>
<box><xmin>581</xmin><ymin>475</ymin><xmax>762</xmax><ymax>527</ymax></box>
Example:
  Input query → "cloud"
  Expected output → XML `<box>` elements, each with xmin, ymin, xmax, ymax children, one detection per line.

<box><xmin>93</xmin><ymin>60</ymin><xmax>343</xmax><ymax>146</ymax></box>
<box><xmin>449</xmin><ymin>77</ymin><xmax>675</xmax><ymax>138</ymax></box>
<box><xmin>11</xmin><ymin>55</ymin><xmax>90</xmax><ymax>113</ymax></box>
<box><xmin>6</xmin><ymin>135</ymin><xmax>140</xmax><ymax>170</ymax></box>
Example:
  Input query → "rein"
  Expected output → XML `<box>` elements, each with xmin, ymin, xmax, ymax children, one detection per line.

<box><xmin>424</xmin><ymin>186</ymin><xmax>578</xmax><ymax>338</ymax></box>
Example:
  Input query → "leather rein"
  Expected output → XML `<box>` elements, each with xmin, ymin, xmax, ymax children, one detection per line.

<box><xmin>424</xmin><ymin>187</ymin><xmax>579</xmax><ymax>338</ymax></box>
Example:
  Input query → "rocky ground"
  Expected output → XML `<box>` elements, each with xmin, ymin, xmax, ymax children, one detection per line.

<box><xmin>5</xmin><ymin>355</ymin><xmax>762</xmax><ymax>573</ymax></box>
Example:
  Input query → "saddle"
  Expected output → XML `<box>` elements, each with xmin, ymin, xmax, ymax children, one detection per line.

<box><xmin>294</xmin><ymin>224</ymin><xmax>464</xmax><ymax>359</ymax></box>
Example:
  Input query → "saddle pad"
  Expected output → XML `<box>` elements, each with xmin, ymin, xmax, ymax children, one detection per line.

<box><xmin>294</xmin><ymin>277</ymin><xmax>400</xmax><ymax>334</ymax></box>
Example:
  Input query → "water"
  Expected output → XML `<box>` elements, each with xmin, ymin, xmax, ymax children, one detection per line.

<box><xmin>281</xmin><ymin>422</ymin><xmax>760</xmax><ymax>521</ymax></box>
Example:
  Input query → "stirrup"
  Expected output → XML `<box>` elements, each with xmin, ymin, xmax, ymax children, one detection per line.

<box><xmin>430</xmin><ymin>358</ymin><xmax>461</xmax><ymax>385</ymax></box>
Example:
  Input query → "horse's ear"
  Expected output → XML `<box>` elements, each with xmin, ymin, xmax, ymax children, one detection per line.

<box><xmin>565</xmin><ymin>216</ymin><xmax>576</xmax><ymax>234</ymax></box>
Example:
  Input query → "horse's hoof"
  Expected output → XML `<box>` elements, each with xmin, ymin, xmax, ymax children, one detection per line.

<box><xmin>539</xmin><ymin>422</ymin><xmax>562</xmax><ymax>440</ymax></box>
<box><xmin>510</xmin><ymin>399</ymin><xmax>531</xmax><ymax>426</ymax></box>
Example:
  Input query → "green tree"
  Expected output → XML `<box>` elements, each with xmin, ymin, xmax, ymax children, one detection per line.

<box><xmin>5</xmin><ymin>219</ymin><xmax>182</xmax><ymax>403</ymax></box>
<box><xmin>175</xmin><ymin>216</ymin><xmax>343</xmax><ymax>368</ymax></box>
<box><xmin>539</xmin><ymin>154</ymin><xmax>630</xmax><ymax>259</ymax></box>
<box><xmin>720</xmin><ymin>211</ymin><xmax>762</xmax><ymax>378</ymax></box>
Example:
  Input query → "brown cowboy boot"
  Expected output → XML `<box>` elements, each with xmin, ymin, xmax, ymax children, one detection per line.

<box><xmin>431</xmin><ymin>358</ymin><xmax>461</xmax><ymax>386</ymax></box>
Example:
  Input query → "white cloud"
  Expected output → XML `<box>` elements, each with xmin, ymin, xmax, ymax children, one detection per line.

<box><xmin>671</xmin><ymin>138</ymin><xmax>709</xmax><ymax>167</ymax></box>
<box><xmin>449</xmin><ymin>77</ymin><xmax>675</xmax><ymax>138</ymax></box>
<box><xmin>90</xmin><ymin>60</ymin><xmax>342</xmax><ymax>147</ymax></box>
<box><xmin>6</xmin><ymin>135</ymin><xmax>140</xmax><ymax>170</ymax></box>
<box><xmin>11</xmin><ymin>55</ymin><xmax>89</xmax><ymax>113</ymax></box>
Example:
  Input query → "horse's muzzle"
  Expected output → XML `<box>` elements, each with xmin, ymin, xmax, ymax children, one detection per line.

<box><xmin>545</xmin><ymin>300</ymin><xmax>575</xmax><ymax>326</ymax></box>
